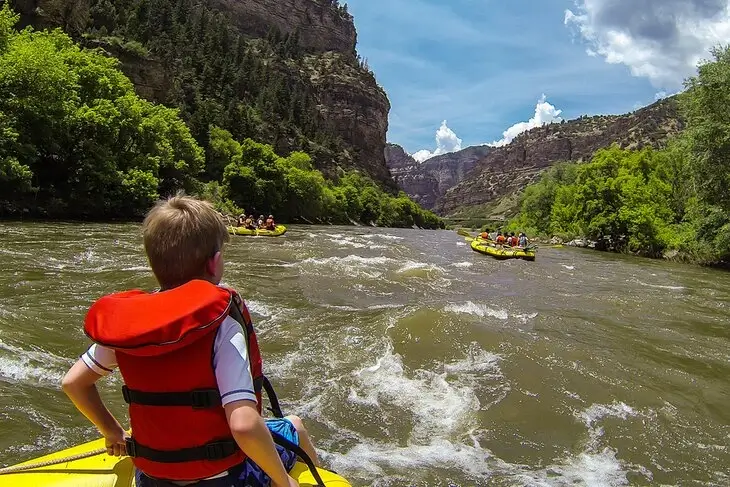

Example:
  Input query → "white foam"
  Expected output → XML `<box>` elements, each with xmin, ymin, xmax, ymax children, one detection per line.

<box><xmin>515</xmin><ymin>312</ymin><xmax>539</xmax><ymax>323</ymax></box>
<box><xmin>456</xmin><ymin>242</ymin><xmax>466</xmax><ymax>247</ymax></box>
<box><xmin>121</xmin><ymin>265</ymin><xmax>149</xmax><ymax>272</ymax></box>
<box><xmin>443</xmin><ymin>343</ymin><xmax>502</xmax><ymax>375</ymax></box>
<box><xmin>562</xmin><ymin>265</ymin><xmax>575</xmax><ymax>270</ymax></box>
<box><xmin>503</xmin><ymin>401</ymin><xmax>647</xmax><ymax>486</ymax></box>
<box><xmin>245</xmin><ymin>299</ymin><xmax>275</xmax><ymax>318</ymax></box>
<box><xmin>451</xmin><ymin>261</ymin><xmax>473</xmax><ymax>268</ymax></box>
<box><xmin>350</xmin><ymin>342</ymin><xmax>502</xmax><ymax>440</ymax></box>
<box><xmin>0</xmin><ymin>304</ymin><xmax>15</xmax><ymax>318</ymax></box>
<box><xmin>445</xmin><ymin>301</ymin><xmax>509</xmax><ymax>320</ymax></box>
<box><xmin>334</xmin><ymin>235</ymin><xmax>387</xmax><ymax>249</ymax></box>
<box><xmin>514</xmin><ymin>448</ymin><xmax>633</xmax><ymax>486</ymax></box>
<box><xmin>395</xmin><ymin>261</ymin><xmax>445</xmax><ymax>274</ymax></box>
<box><xmin>577</xmin><ymin>402</ymin><xmax>638</xmax><ymax>429</ymax></box>
<box><xmin>325</xmin><ymin>438</ymin><xmax>493</xmax><ymax>478</ymax></box>
<box><xmin>299</xmin><ymin>255</ymin><xmax>394</xmax><ymax>267</ymax></box>
<box><xmin>0</xmin><ymin>355</ymin><xmax>65</xmax><ymax>387</ymax></box>
<box><xmin>296</xmin><ymin>255</ymin><xmax>395</xmax><ymax>279</ymax></box>
<box><xmin>634</xmin><ymin>280</ymin><xmax>685</xmax><ymax>291</ymax></box>
<box><xmin>371</xmin><ymin>234</ymin><xmax>404</xmax><ymax>241</ymax></box>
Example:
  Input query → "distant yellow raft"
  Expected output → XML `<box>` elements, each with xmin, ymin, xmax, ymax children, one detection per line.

<box><xmin>227</xmin><ymin>224</ymin><xmax>287</xmax><ymax>237</ymax></box>
<box><xmin>0</xmin><ymin>436</ymin><xmax>351</xmax><ymax>487</ymax></box>
<box><xmin>471</xmin><ymin>239</ymin><xmax>536</xmax><ymax>261</ymax></box>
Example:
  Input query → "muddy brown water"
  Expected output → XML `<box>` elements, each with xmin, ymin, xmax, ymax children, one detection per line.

<box><xmin>0</xmin><ymin>222</ymin><xmax>728</xmax><ymax>486</ymax></box>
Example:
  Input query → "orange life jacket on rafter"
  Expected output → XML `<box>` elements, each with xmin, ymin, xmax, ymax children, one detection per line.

<box><xmin>84</xmin><ymin>279</ymin><xmax>264</xmax><ymax>482</ymax></box>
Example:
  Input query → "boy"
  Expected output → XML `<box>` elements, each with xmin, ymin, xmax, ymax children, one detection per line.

<box><xmin>61</xmin><ymin>195</ymin><xmax>317</xmax><ymax>487</ymax></box>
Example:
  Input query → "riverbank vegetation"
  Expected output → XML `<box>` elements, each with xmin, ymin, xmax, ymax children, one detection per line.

<box><xmin>506</xmin><ymin>46</ymin><xmax>730</xmax><ymax>265</ymax></box>
<box><xmin>0</xmin><ymin>5</ymin><xmax>443</xmax><ymax>228</ymax></box>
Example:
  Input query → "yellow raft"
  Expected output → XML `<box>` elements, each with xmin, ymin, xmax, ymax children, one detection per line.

<box><xmin>0</xmin><ymin>437</ymin><xmax>351</xmax><ymax>487</ymax></box>
<box><xmin>471</xmin><ymin>239</ymin><xmax>536</xmax><ymax>261</ymax></box>
<box><xmin>227</xmin><ymin>224</ymin><xmax>287</xmax><ymax>237</ymax></box>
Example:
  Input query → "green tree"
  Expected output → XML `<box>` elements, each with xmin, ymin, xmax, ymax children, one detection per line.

<box><xmin>207</xmin><ymin>125</ymin><xmax>242</xmax><ymax>182</ymax></box>
<box><xmin>0</xmin><ymin>4</ymin><xmax>202</xmax><ymax>217</ymax></box>
<box><xmin>681</xmin><ymin>45</ymin><xmax>730</xmax><ymax>212</ymax></box>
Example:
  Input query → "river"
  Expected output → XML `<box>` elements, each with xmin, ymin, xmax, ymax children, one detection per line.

<box><xmin>0</xmin><ymin>222</ymin><xmax>728</xmax><ymax>486</ymax></box>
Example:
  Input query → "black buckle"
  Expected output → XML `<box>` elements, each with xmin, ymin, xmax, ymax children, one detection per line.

<box><xmin>125</xmin><ymin>438</ymin><xmax>137</xmax><ymax>458</ymax></box>
<box><xmin>205</xmin><ymin>442</ymin><xmax>227</xmax><ymax>460</ymax></box>
<box><xmin>121</xmin><ymin>386</ymin><xmax>131</xmax><ymax>404</ymax></box>
<box><xmin>190</xmin><ymin>389</ymin><xmax>216</xmax><ymax>409</ymax></box>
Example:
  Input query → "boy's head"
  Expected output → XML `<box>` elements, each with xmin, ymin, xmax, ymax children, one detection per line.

<box><xmin>142</xmin><ymin>195</ymin><xmax>230</xmax><ymax>289</ymax></box>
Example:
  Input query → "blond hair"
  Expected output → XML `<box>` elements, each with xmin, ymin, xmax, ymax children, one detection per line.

<box><xmin>142</xmin><ymin>195</ymin><xmax>230</xmax><ymax>288</ymax></box>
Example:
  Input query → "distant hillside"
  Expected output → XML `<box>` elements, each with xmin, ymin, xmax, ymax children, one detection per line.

<box><xmin>385</xmin><ymin>97</ymin><xmax>684</xmax><ymax>220</ymax></box>
<box><xmin>385</xmin><ymin>144</ymin><xmax>492</xmax><ymax>209</ymax></box>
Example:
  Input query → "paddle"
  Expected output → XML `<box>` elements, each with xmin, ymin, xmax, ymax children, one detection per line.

<box><xmin>458</xmin><ymin>229</ymin><xmax>494</xmax><ymax>243</ymax></box>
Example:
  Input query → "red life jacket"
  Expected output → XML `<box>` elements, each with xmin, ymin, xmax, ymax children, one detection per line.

<box><xmin>84</xmin><ymin>279</ymin><xmax>264</xmax><ymax>481</ymax></box>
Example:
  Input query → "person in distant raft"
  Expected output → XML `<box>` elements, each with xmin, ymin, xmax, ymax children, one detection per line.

<box><xmin>265</xmin><ymin>215</ymin><xmax>276</xmax><ymax>231</ymax></box>
<box><xmin>61</xmin><ymin>195</ymin><xmax>317</xmax><ymax>487</ymax></box>
<box><xmin>496</xmin><ymin>232</ymin><xmax>506</xmax><ymax>245</ymax></box>
<box><xmin>245</xmin><ymin>214</ymin><xmax>257</xmax><ymax>230</ymax></box>
<box><xmin>518</xmin><ymin>232</ymin><xmax>529</xmax><ymax>247</ymax></box>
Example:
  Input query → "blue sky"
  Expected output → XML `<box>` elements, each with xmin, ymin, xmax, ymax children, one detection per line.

<box><xmin>345</xmin><ymin>0</ymin><xmax>730</xmax><ymax>160</ymax></box>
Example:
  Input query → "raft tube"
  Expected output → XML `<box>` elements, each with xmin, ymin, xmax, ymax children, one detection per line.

<box><xmin>471</xmin><ymin>239</ymin><xmax>536</xmax><ymax>261</ymax></box>
<box><xmin>228</xmin><ymin>224</ymin><xmax>287</xmax><ymax>237</ymax></box>
<box><xmin>0</xmin><ymin>436</ymin><xmax>351</xmax><ymax>486</ymax></box>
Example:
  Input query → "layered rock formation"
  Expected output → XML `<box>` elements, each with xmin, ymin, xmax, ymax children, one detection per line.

<box><xmin>306</xmin><ymin>52</ymin><xmax>392</xmax><ymax>185</ymax></box>
<box><xmin>415</xmin><ymin>97</ymin><xmax>682</xmax><ymax>217</ymax></box>
<box><xmin>385</xmin><ymin>143</ymin><xmax>491</xmax><ymax>209</ymax></box>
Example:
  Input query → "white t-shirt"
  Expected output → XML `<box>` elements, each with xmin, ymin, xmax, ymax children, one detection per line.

<box><xmin>82</xmin><ymin>315</ymin><xmax>257</xmax><ymax>406</ymax></box>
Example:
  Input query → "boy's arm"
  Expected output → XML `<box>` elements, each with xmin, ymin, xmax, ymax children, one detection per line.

<box><xmin>224</xmin><ymin>400</ymin><xmax>298</xmax><ymax>487</ymax></box>
<box><xmin>215</xmin><ymin>316</ymin><xmax>298</xmax><ymax>487</ymax></box>
<box><xmin>61</xmin><ymin>359</ymin><xmax>128</xmax><ymax>456</ymax></box>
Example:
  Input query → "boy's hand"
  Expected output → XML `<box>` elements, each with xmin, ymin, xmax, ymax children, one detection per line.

<box><xmin>62</xmin><ymin>359</ymin><xmax>129</xmax><ymax>458</ymax></box>
<box><xmin>104</xmin><ymin>427</ymin><xmax>129</xmax><ymax>456</ymax></box>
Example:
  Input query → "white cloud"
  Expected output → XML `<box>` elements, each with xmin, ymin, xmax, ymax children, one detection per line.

<box><xmin>565</xmin><ymin>0</ymin><xmax>730</xmax><ymax>89</ymax></box>
<box><xmin>489</xmin><ymin>95</ymin><xmax>563</xmax><ymax>147</ymax></box>
<box><xmin>411</xmin><ymin>120</ymin><xmax>463</xmax><ymax>162</ymax></box>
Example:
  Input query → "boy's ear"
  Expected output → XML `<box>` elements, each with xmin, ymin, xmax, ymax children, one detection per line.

<box><xmin>205</xmin><ymin>251</ymin><xmax>222</xmax><ymax>277</ymax></box>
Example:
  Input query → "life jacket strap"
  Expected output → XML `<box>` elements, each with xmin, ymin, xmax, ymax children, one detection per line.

<box><xmin>253</xmin><ymin>376</ymin><xmax>263</xmax><ymax>394</ymax></box>
<box><xmin>125</xmin><ymin>437</ymin><xmax>238</xmax><ymax>463</ymax></box>
<box><xmin>122</xmin><ymin>385</ymin><xmax>221</xmax><ymax>409</ymax></box>
<box><xmin>262</xmin><ymin>375</ymin><xmax>283</xmax><ymax>418</ymax></box>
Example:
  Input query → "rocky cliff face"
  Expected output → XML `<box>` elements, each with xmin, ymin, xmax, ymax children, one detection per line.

<box><xmin>11</xmin><ymin>0</ymin><xmax>393</xmax><ymax>187</ymax></box>
<box><xmin>385</xmin><ymin>143</ymin><xmax>492</xmax><ymax>209</ymax></box>
<box><xmin>433</xmin><ymin>98</ymin><xmax>683</xmax><ymax>217</ymax></box>
<box><xmin>216</xmin><ymin>0</ymin><xmax>356</xmax><ymax>54</ymax></box>
<box><xmin>306</xmin><ymin>52</ymin><xmax>392</xmax><ymax>186</ymax></box>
